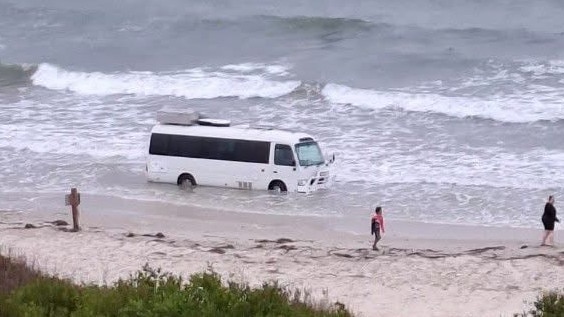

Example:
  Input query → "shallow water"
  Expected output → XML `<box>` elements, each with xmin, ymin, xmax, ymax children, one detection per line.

<box><xmin>1</xmin><ymin>0</ymin><xmax>563</xmax><ymax>229</ymax></box>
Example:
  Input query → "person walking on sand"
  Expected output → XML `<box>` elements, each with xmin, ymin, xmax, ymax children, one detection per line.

<box><xmin>541</xmin><ymin>195</ymin><xmax>560</xmax><ymax>246</ymax></box>
<box><xmin>371</xmin><ymin>206</ymin><xmax>385</xmax><ymax>251</ymax></box>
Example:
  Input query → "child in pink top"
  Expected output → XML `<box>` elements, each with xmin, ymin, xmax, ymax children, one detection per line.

<box><xmin>371</xmin><ymin>206</ymin><xmax>385</xmax><ymax>250</ymax></box>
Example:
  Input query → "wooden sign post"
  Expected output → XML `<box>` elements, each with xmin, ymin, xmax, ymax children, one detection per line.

<box><xmin>65</xmin><ymin>187</ymin><xmax>81</xmax><ymax>231</ymax></box>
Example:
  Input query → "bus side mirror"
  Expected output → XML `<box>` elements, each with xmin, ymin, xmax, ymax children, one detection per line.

<box><xmin>330</xmin><ymin>153</ymin><xmax>335</xmax><ymax>163</ymax></box>
<box><xmin>291</xmin><ymin>159</ymin><xmax>296</xmax><ymax>167</ymax></box>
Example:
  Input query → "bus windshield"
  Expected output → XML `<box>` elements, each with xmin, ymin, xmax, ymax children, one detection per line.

<box><xmin>295</xmin><ymin>142</ymin><xmax>324</xmax><ymax>166</ymax></box>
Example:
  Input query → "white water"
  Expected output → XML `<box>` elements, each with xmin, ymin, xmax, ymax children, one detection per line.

<box><xmin>322</xmin><ymin>82</ymin><xmax>564</xmax><ymax>123</ymax></box>
<box><xmin>29</xmin><ymin>61</ymin><xmax>564</xmax><ymax>123</ymax></box>
<box><xmin>31</xmin><ymin>63</ymin><xmax>301</xmax><ymax>99</ymax></box>
<box><xmin>0</xmin><ymin>61</ymin><xmax>562</xmax><ymax>228</ymax></box>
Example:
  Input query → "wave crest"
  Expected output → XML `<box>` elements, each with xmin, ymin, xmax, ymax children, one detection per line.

<box><xmin>322</xmin><ymin>83</ymin><xmax>564</xmax><ymax>123</ymax></box>
<box><xmin>23</xmin><ymin>61</ymin><xmax>564</xmax><ymax>124</ymax></box>
<box><xmin>0</xmin><ymin>62</ymin><xmax>38</xmax><ymax>87</ymax></box>
<box><xmin>31</xmin><ymin>63</ymin><xmax>301</xmax><ymax>99</ymax></box>
<box><xmin>264</xmin><ymin>15</ymin><xmax>374</xmax><ymax>32</ymax></box>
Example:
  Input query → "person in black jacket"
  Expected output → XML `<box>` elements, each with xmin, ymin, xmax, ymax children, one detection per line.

<box><xmin>541</xmin><ymin>195</ymin><xmax>559</xmax><ymax>246</ymax></box>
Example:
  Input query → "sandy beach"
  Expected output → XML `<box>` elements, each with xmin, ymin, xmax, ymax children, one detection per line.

<box><xmin>1</xmin><ymin>194</ymin><xmax>563</xmax><ymax>317</ymax></box>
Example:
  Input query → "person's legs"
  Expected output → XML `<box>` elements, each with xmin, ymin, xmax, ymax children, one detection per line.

<box><xmin>373</xmin><ymin>231</ymin><xmax>381</xmax><ymax>250</ymax></box>
<box><xmin>547</xmin><ymin>230</ymin><xmax>554</xmax><ymax>246</ymax></box>
<box><xmin>541</xmin><ymin>230</ymin><xmax>549</xmax><ymax>245</ymax></box>
<box><xmin>544</xmin><ymin>221</ymin><xmax>555</xmax><ymax>246</ymax></box>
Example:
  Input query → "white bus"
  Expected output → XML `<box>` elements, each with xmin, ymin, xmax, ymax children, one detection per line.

<box><xmin>146</xmin><ymin>111</ymin><xmax>334</xmax><ymax>193</ymax></box>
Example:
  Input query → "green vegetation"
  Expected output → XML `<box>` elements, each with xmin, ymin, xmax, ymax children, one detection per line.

<box><xmin>0</xmin><ymin>254</ymin><xmax>352</xmax><ymax>317</ymax></box>
<box><xmin>4</xmin><ymin>252</ymin><xmax>562</xmax><ymax>317</ymax></box>
<box><xmin>515</xmin><ymin>290</ymin><xmax>564</xmax><ymax>317</ymax></box>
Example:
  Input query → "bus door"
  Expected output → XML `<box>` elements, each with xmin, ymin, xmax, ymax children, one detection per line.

<box><xmin>272</xmin><ymin>144</ymin><xmax>298</xmax><ymax>189</ymax></box>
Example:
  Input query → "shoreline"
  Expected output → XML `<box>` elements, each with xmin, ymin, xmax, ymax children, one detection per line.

<box><xmin>2</xmin><ymin>191</ymin><xmax>560</xmax><ymax>233</ymax></box>
<box><xmin>1</xmin><ymin>195</ymin><xmax>563</xmax><ymax>317</ymax></box>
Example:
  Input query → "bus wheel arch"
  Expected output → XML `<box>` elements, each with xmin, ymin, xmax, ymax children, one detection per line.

<box><xmin>177</xmin><ymin>173</ymin><xmax>197</xmax><ymax>189</ymax></box>
<box><xmin>268</xmin><ymin>180</ymin><xmax>287</xmax><ymax>193</ymax></box>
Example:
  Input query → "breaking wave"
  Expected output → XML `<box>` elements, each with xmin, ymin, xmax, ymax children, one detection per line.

<box><xmin>31</xmin><ymin>63</ymin><xmax>301</xmax><ymax>99</ymax></box>
<box><xmin>322</xmin><ymin>83</ymin><xmax>564</xmax><ymax>123</ymax></box>
<box><xmin>24</xmin><ymin>60</ymin><xmax>564</xmax><ymax>124</ymax></box>
<box><xmin>0</xmin><ymin>62</ymin><xmax>38</xmax><ymax>87</ymax></box>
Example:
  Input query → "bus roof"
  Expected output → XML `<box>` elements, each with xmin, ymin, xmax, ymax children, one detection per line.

<box><xmin>150</xmin><ymin>124</ymin><xmax>315</xmax><ymax>144</ymax></box>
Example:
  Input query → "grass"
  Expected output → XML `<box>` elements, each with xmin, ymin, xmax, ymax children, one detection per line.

<box><xmin>0</xmin><ymin>254</ymin><xmax>352</xmax><ymax>317</ymax></box>
<box><xmin>514</xmin><ymin>290</ymin><xmax>564</xmax><ymax>317</ymax></box>
<box><xmin>0</xmin><ymin>251</ymin><xmax>42</xmax><ymax>294</ymax></box>
<box><xmin>3</xmin><ymin>252</ymin><xmax>563</xmax><ymax>317</ymax></box>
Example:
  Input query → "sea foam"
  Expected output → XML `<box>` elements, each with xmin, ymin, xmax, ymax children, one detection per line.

<box><xmin>322</xmin><ymin>83</ymin><xmax>564</xmax><ymax>123</ymax></box>
<box><xmin>31</xmin><ymin>63</ymin><xmax>301</xmax><ymax>99</ymax></box>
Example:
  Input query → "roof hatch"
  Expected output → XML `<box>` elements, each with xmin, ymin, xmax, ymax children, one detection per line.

<box><xmin>157</xmin><ymin>108</ymin><xmax>199</xmax><ymax>126</ymax></box>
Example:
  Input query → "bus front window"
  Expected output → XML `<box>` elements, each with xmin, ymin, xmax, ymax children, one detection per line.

<box><xmin>295</xmin><ymin>142</ymin><xmax>324</xmax><ymax>166</ymax></box>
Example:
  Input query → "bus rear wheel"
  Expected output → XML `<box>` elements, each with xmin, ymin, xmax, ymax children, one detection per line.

<box><xmin>178</xmin><ymin>174</ymin><xmax>196</xmax><ymax>191</ymax></box>
<box><xmin>268</xmin><ymin>180</ymin><xmax>287</xmax><ymax>193</ymax></box>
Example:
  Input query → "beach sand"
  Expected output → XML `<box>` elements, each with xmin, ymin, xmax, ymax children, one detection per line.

<box><xmin>1</xmin><ymin>194</ymin><xmax>563</xmax><ymax>317</ymax></box>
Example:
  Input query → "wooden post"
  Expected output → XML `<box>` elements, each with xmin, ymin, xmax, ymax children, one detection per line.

<box><xmin>65</xmin><ymin>188</ymin><xmax>81</xmax><ymax>231</ymax></box>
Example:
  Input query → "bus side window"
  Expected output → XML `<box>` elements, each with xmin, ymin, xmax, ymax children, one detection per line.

<box><xmin>149</xmin><ymin>133</ymin><xmax>170</xmax><ymax>155</ymax></box>
<box><xmin>234</xmin><ymin>140</ymin><xmax>269</xmax><ymax>163</ymax></box>
<box><xmin>274</xmin><ymin>144</ymin><xmax>295</xmax><ymax>166</ymax></box>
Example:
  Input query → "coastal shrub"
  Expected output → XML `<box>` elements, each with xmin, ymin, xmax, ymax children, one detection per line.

<box><xmin>515</xmin><ymin>290</ymin><xmax>564</xmax><ymax>317</ymax></box>
<box><xmin>528</xmin><ymin>290</ymin><xmax>564</xmax><ymax>317</ymax></box>
<box><xmin>0</xmin><ymin>260</ymin><xmax>352</xmax><ymax>317</ymax></box>
<box><xmin>0</xmin><ymin>253</ymin><xmax>41</xmax><ymax>294</ymax></box>
<box><xmin>0</xmin><ymin>276</ymin><xmax>79</xmax><ymax>317</ymax></box>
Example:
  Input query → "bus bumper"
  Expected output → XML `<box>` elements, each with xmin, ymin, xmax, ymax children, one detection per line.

<box><xmin>296</xmin><ymin>171</ymin><xmax>331</xmax><ymax>193</ymax></box>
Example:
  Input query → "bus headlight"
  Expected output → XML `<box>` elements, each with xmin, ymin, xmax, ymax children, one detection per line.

<box><xmin>298</xmin><ymin>179</ymin><xmax>308</xmax><ymax>186</ymax></box>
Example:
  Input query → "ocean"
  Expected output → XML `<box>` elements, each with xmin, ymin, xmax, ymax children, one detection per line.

<box><xmin>1</xmin><ymin>0</ymin><xmax>563</xmax><ymax>231</ymax></box>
